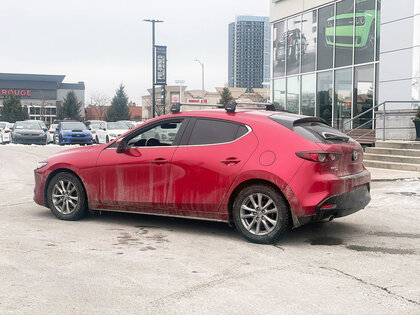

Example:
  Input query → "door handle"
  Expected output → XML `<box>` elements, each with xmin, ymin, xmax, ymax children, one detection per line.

<box><xmin>151</xmin><ymin>158</ymin><xmax>168</xmax><ymax>165</ymax></box>
<box><xmin>220</xmin><ymin>158</ymin><xmax>241</xmax><ymax>166</ymax></box>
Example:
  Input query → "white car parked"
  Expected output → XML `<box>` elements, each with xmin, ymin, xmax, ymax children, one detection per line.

<box><xmin>0</xmin><ymin>121</ymin><xmax>11</xmax><ymax>144</ymax></box>
<box><xmin>95</xmin><ymin>121</ymin><xmax>130</xmax><ymax>144</ymax></box>
<box><xmin>47</xmin><ymin>124</ymin><xmax>58</xmax><ymax>143</ymax></box>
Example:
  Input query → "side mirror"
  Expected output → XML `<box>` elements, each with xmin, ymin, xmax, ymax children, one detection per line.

<box><xmin>116</xmin><ymin>138</ymin><xmax>127</xmax><ymax>154</ymax></box>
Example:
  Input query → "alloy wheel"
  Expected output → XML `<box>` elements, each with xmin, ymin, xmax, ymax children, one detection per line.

<box><xmin>240</xmin><ymin>193</ymin><xmax>279</xmax><ymax>235</ymax></box>
<box><xmin>52</xmin><ymin>180</ymin><xmax>79</xmax><ymax>214</ymax></box>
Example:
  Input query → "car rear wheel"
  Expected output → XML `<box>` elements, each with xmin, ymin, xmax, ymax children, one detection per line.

<box><xmin>95</xmin><ymin>136</ymin><xmax>99</xmax><ymax>144</ymax></box>
<box><xmin>233</xmin><ymin>184</ymin><xmax>290</xmax><ymax>244</ymax></box>
<box><xmin>47</xmin><ymin>172</ymin><xmax>88</xmax><ymax>220</ymax></box>
<box><xmin>106</xmin><ymin>135</ymin><xmax>109</xmax><ymax>143</ymax></box>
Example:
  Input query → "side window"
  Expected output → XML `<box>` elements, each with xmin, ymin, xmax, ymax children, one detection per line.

<box><xmin>187</xmin><ymin>119</ymin><xmax>248</xmax><ymax>145</ymax></box>
<box><xmin>127</xmin><ymin>120</ymin><xmax>184</xmax><ymax>147</ymax></box>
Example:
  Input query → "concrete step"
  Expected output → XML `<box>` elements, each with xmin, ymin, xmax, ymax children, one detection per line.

<box><xmin>375</xmin><ymin>141</ymin><xmax>420</xmax><ymax>150</ymax></box>
<box><xmin>363</xmin><ymin>153</ymin><xmax>420</xmax><ymax>164</ymax></box>
<box><xmin>364</xmin><ymin>160</ymin><xmax>420</xmax><ymax>172</ymax></box>
<box><xmin>365</xmin><ymin>147</ymin><xmax>420</xmax><ymax>157</ymax></box>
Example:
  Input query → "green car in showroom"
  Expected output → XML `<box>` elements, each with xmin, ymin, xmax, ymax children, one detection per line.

<box><xmin>325</xmin><ymin>0</ymin><xmax>379</xmax><ymax>49</ymax></box>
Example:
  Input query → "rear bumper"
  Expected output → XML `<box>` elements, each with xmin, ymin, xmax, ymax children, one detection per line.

<box><xmin>297</xmin><ymin>183</ymin><xmax>370</xmax><ymax>225</ymax></box>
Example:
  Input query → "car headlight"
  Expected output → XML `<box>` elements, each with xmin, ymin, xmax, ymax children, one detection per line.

<box><xmin>109</xmin><ymin>133</ymin><xmax>117</xmax><ymax>137</ymax></box>
<box><xmin>36</xmin><ymin>162</ymin><xmax>48</xmax><ymax>170</ymax></box>
<box><xmin>355</xmin><ymin>16</ymin><xmax>365</xmax><ymax>25</ymax></box>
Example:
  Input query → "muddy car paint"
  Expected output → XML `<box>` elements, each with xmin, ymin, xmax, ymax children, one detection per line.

<box><xmin>34</xmin><ymin>109</ymin><xmax>371</xmax><ymax>235</ymax></box>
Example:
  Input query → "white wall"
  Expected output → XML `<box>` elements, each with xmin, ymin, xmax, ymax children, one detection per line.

<box><xmin>378</xmin><ymin>0</ymin><xmax>419</xmax><ymax>109</ymax></box>
<box><xmin>270</xmin><ymin>0</ymin><xmax>333</xmax><ymax>22</ymax></box>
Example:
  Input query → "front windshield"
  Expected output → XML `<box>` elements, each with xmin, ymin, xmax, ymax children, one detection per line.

<box><xmin>90</xmin><ymin>123</ymin><xmax>102</xmax><ymax>130</ymax></box>
<box><xmin>61</xmin><ymin>122</ymin><xmax>87</xmax><ymax>130</ymax></box>
<box><xmin>15</xmin><ymin>122</ymin><xmax>42</xmax><ymax>130</ymax></box>
<box><xmin>107</xmin><ymin>122</ymin><xmax>129</xmax><ymax>130</ymax></box>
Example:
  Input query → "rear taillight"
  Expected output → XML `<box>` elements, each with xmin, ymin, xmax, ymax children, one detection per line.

<box><xmin>4</xmin><ymin>130</ymin><xmax>10</xmax><ymax>133</ymax></box>
<box><xmin>91</xmin><ymin>130</ymin><xmax>96</xmax><ymax>134</ymax></box>
<box><xmin>296</xmin><ymin>151</ymin><xmax>341</xmax><ymax>163</ymax></box>
<box><xmin>49</xmin><ymin>131</ymin><xmax>54</xmax><ymax>133</ymax></box>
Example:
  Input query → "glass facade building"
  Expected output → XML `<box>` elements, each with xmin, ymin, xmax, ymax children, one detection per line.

<box><xmin>229</xmin><ymin>16</ymin><xmax>271</xmax><ymax>89</ymax></box>
<box><xmin>272</xmin><ymin>0</ymin><xmax>380</xmax><ymax>130</ymax></box>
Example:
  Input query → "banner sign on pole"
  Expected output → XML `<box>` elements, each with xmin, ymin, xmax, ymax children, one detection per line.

<box><xmin>155</xmin><ymin>45</ymin><xmax>167</xmax><ymax>85</ymax></box>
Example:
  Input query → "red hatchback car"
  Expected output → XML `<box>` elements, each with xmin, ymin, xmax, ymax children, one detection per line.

<box><xmin>34</xmin><ymin>106</ymin><xmax>371</xmax><ymax>244</ymax></box>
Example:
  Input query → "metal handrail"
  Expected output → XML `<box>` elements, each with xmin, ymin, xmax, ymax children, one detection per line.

<box><xmin>342</xmin><ymin>101</ymin><xmax>420</xmax><ymax>142</ymax></box>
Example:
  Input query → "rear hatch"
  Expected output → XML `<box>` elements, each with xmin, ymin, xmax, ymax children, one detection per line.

<box><xmin>293</xmin><ymin>119</ymin><xmax>364</xmax><ymax>176</ymax></box>
<box><xmin>270</xmin><ymin>115</ymin><xmax>364</xmax><ymax>177</ymax></box>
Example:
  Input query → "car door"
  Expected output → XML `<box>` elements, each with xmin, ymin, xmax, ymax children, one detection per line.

<box><xmin>92</xmin><ymin>118</ymin><xmax>187</xmax><ymax>212</ymax></box>
<box><xmin>167</xmin><ymin>117</ymin><xmax>258</xmax><ymax>213</ymax></box>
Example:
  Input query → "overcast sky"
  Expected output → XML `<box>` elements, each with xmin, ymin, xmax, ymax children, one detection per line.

<box><xmin>1</xmin><ymin>0</ymin><xmax>269</xmax><ymax>105</ymax></box>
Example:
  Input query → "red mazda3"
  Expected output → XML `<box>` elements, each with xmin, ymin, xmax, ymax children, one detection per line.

<box><xmin>34</xmin><ymin>105</ymin><xmax>370</xmax><ymax>244</ymax></box>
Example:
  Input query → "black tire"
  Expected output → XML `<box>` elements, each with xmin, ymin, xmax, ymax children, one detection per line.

<box><xmin>232</xmin><ymin>184</ymin><xmax>290</xmax><ymax>244</ymax></box>
<box><xmin>106</xmin><ymin>136</ymin><xmax>109</xmax><ymax>143</ymax></box>
<box><xmin>95</xmin><ymin>136</ymin><xmax>99</xmax><ymax>144</ymax></box>
<box><xmin>47</xmin><ymin>172</ymin><xmax>88</xmax><ymax>221</ymax></box>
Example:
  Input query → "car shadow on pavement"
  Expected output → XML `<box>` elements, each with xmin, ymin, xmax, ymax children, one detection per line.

<box><xmin>280</xmin><ymin>219</ymin><xmax>367</xmax><ymax>246</ymax></box>
<box><xmin>35</xmin><ymin>207</ymin><xmax>364</xmax><ymax>245</ymax></box>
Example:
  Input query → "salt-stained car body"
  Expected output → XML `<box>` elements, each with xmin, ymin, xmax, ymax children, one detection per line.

<box><xmin>34</xmin><ymin>108</ymin><xmax>371</xmax><ymax>244</ymax></box>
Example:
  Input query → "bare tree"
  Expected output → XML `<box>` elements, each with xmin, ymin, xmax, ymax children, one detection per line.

<box><xmin>88</xmin><ymin>92</ymin><xmax>110</xmax><ymax>120</ymax></box>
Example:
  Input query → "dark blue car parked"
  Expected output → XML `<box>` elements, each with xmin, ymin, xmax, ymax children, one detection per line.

<box><xmin>55</xmin><ymin>121</ymin><xmax>93</xmax><ymax>145</ymax></box>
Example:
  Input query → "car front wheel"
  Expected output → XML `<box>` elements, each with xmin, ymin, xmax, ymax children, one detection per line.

<box><xmin>47</xmin><ymin>172</ymin><xmax>88</xmax><ymax>220</ymax></box>
<box><xmin>233</xmin><ymin>184</ymin><xmax>290</xmax><ymax>244</ymax></box>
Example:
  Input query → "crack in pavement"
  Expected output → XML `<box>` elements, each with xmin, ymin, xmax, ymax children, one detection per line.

<box><xmin>321</xmin><ymin>267</ymin><xmax>420</xmax><ymax>306</ymax></box>
<box><xmin>148</xmin><ymin>265</ymin><xmax>293</xmax><ymax>309</ymax></box>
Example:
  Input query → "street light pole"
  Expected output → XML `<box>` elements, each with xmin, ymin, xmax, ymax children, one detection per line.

<box><xmin>175</xmin><ymin>79</ymin><xmax>185</xmax><ymax>103</ymax></box>
<box><xmin>194</xmin><ymin>59</ymin><xmax>204</xmax><ymax>102</ymax></box>
<box><xmin>144</xmin><ymin>18</ymin><xmax>163</xmax><ymax>118</ymax></box>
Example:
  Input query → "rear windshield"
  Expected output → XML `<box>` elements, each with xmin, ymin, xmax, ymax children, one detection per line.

<box><xmin>294</xmin><ymin>122</ymin><xmax>353</xmax><ymax>143</ymax></box>
<box><xmin>270</xmin><ymin>115</ymin><xmax>352</xmax><ymax>143</ymax></box>
<box><xmin>107</xmin><ymin>122</ymin><xmax>129</xmax><ymax>130</ymax></box>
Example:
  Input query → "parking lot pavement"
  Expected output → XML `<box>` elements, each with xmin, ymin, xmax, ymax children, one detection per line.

<box><xmin>0</xmin><ymin>145</ymin><xmax>419</xmax><ymax>314</ymax></box>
